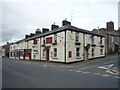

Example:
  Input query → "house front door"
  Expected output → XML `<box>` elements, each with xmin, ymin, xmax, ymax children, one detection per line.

<box><xmin>46</xmin><ymin>49</ymin><xmax>49</xmax><ymax>62</ymax></box>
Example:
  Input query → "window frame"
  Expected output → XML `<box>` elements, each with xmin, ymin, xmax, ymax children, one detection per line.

<box><xmin>76</xmin><ymin>47</ymin><xmax>80</xmax><ymax>58</ymax></box>
<box><xmin>42</xmin><ymin>49</ymin><xmax>45</xmax><ymax>57</ymax></box>
<box><xmin>100</xmin><ymin>48</ymin><xmax>103</xmax><ymax>55</ymax></box>
<box><xmin>92</xmin><ymin>48</ymin><xmax>94</xmax><ymax>57</ymax></box>
<box><xmin>54</xmin><ymin>34</ymin><xmax>57</xmax><ymax>43</ymax></box>
<box><xmin>75</xmin><ymin>32</ymin><xmax>79</xmax><ymax>42</ymax></box>
<box><xmin>53</xmin><ymin>48</ymin><xmax>57</xmax><ymax>58</ymax></box>
<box><xmin>100</xmin><ymin>37</ymin><xmax>102</xmax><ymax>44</ymax></box>
<box><xmin>91</xmin><ymin>36</ymin><xmax>94</xmax><ymax>44</ymax></box>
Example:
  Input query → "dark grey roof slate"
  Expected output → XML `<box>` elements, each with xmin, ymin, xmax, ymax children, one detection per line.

<box><xmin>25</xmin><ymin>25</ymin><xmax>105</xmax><ymax>41</ymax></box>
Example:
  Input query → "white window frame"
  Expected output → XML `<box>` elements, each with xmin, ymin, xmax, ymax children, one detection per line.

<box><xmin>100</xmin><ymin>37</ymin><xmax>102</xmax><ymax>44</ymax></box>
<box><xmin>100</xmin><ymin>48</ymin><xmax>103</xmax><ymax>55</ymax></box>
<box><xmin>54</xmin><ymin>34</ymin><xmax>57</xmax><ymax>43</ymax></box>
<box><xmin>92</xmin><ymin>48</ymin><xmax>94</xmax><ymax>57</ymax></box>
<box><xmin>53</xmin><ymin>48</ymin><xmax>57</xmax><ymax>58</ymax></box>
<box><xmin>43</xmin><ymin>49</ymin><xmax>45</xmax><ymax>57</ymax></box>
<box><xmin>76</xmin><ymin>47</ymin><xmax>80</xmax><ymax>58</ymax></box>
<box><xmin>75</xmin><ymin>32</ymin><xmax>79</xmax><ymax>42</ymax></box>
<box><xmin>91</xmin><ymin>36</ymin><xmax>94</xmax><ymax>44</ymax></box>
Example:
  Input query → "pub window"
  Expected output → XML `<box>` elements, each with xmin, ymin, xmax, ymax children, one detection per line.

<box><xmin>34</xmin><ymin>50</ymin><xmax>38</xmax><ymax>52</ymax></box>
<box><xmin>53</xmin><ymin>48</ymin><xmax>57</xmax><ymax>57</ymax></box>
<box><xmin>68</xmin><ymin>51</ymin><xmax>72</xmax><ymax>58</ymax></box>
<box><xmin>43</xmin><ymin>37</ymin><xmax>45</xmax><ymax>44</ymax></box>
<box><xmin>54</xmin><ymin>34</ymin><xmax>57</xmax><ymax>43</ymax></box>
<box><xmin>76</xmin><ymin>47</ymin><xmax>80</xmax><ymax>57</ymax></box>
<box><xmin>17</xmin><ymin>52</ymin><xmax>19</xmax><ymax>57</ymax></box>
<box><xmin>92</xmin><ymin>48</ymin><xmax>94</xmax><ymax>57</ymax></box>
<box><xmin>100</xmin><ymin>37</ymin><xmax>102</xmax><ymax>44</ymax></box>
<box><xmin>91</xmin><ymin>36</ymin><xmax>94</xmax><ymax>44</ymax></box>
<box><xmin>43</xmin><ymin>49</ymin><xmax>45</xmax><ymax>57</ymax></box>
<box><xmin>100</xmin><ymin>48</ymin><xmax>103</xmax><ymax>55</ymax></box>
<box><xmin>75</xmin><ymin>32</ymin><xmax>79</xmax><ymax>42</ymax></box>
<box><xmin>10</xmin><ymin>52</ymin><xmax>12</xmax><ymax>57</ymax></box>
<box><xmin>14</xmin><ymin>52</ymin><xmax>15</xmax><ymax>57</ymax></box>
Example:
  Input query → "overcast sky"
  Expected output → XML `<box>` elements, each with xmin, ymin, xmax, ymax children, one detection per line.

<box><xmin>0</xmin><ymin>0</ymin><xmax>119</xmax><ymax>46</ymax></box>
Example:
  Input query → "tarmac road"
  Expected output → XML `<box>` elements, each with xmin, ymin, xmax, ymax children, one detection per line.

<box><xmin>2</xmin><ymin>55</ymin><xmax>119</xmax><ymax>88</ymax></box>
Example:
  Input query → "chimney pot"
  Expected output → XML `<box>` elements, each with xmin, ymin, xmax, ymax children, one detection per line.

<box><xmin>51</xmin><ymin>24</ymin><xmax>59</xmax><ymax>30</ymax></box>
<box><xmin>42</xmin><ymin>28</ymin><xmax>49</xmax><ymax>33</ymax></box>
<box><xmin>62</xmin><ymin>20</ymin><xmax>71</xmax><ymax>26</ymax></box>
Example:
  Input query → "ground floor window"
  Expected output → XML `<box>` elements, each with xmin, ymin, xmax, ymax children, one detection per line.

<box><xmin>10</xmin><ymin>52</ymin><xmax>12</xmax><ymax>57</ymax></box>
<box><xmin>92</xmin><ymin>48</ymin><xmax>94</xmax><ymax>57</ymax></box>
<box><xmin>68</xmin><ymin>51</ymin><xmax>72</xmax><ymax>58</ymax></box>
<box><xmin>53</xmin><ymin>48</ymin><xmax>57</xmax><ymax>58</ymax></box>
<box><xmin>17</xmin><ymin>52</ymin><xmax>19</xmax><ymax>58</ymax></box>
<box><xmin>76</xmin><ymin>47</ymin><xmax>80</xmax><ymax>57</ymax></box>
<box><xmin>43</xmin><ymin>49</ymin><xmax>45</xmax><ymax>57</ymax></box>
<box><xmin>14</xmin><ymin>52</ymin><xmax>15</xmax><ymax>57</ymax></box>
<box><xmin>20</xmin><ymin>51</ymin><xmax>23</xmax><ymax>57</ymax></box>
<box><xmin>100</xmin><ymin>48</ymin><xmax>103</xmax><ymax>55</ymax></box>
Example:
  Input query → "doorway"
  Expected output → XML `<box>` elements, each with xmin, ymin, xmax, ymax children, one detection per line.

<box><xmin>46</xmin><ymin>49</ymin><xmax>49</xmax><ymax>62</ymax></box>
<box><xmin>84</xmin><ymin>48</ymin><xmax>89</xmax><ymax>60</ymax></box>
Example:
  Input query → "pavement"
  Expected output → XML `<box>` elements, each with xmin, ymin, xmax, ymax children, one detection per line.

<box><xmin>2</xmin><ymin>54</ymin><xmax>119</xmax><ymax>88</ymax></box>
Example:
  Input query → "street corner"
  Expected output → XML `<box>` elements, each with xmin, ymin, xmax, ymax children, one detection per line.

<box><xmin>106</xmin><ymin>67</ymin><xmax>120</xmax><ymax>76</ymax></box>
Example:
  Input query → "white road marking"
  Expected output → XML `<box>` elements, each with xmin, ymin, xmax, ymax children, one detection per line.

<box><xmin>113</xmin><ymin>76</ymin><xmax>120</xmax><ymax>79</ymax></box>
<box><xmin>93</xmin><ymin>73</ymin><xmax>101</xmax><ymax>75</ymax></box>
<box><xmin>101</xmin><ymin>74</ymin><xmax>112</xmax><ymax>77</ymax></box>
<box><xmin>82</xmin><ymin>72</ymin><xmax>91</xmax><ymax>74</ymax></box>
<box><xmin>98</xmin><ymin>64</ymin><xmax>114</xmax><ymax>70</ymax></box>
<box><xmin>69</xmin><ymin>70</ymin><xmax>73</xmax><ymax>71</ymax></box>
<box><xmin>80</xmin><ymin>65</ymin><xmax>98</xmax><ymax>70</ymax></box>
<box><xmin>75</xmin><ymin>70</ymin><xmax>91</xmax><ymax>74</ymax></box>
<box><xmin>76</xmin><ymin>71</ymin><xmax>81</xmax><ymax>72</ymax></box>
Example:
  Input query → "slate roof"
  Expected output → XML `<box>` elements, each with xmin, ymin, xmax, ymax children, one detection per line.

<box><xmin>13</xmin><ymin>25</ymin><xmax>105</xmax><ymax>43</ymax></box>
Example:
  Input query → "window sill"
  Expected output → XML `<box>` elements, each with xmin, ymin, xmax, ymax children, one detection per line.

<box><xmin>52</xmin><ymin>57</ymin><xmax>58</xmax><ymax>59</ymax></box>
<box><xmin>76</xmin><ymin>57</ymin><xmax>82</xmax><ymax>59</ymax></box>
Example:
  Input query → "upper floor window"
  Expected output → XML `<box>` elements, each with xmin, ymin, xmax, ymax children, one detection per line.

<box><xmin>75</xmin><ymin>32</ymin><xmax>79</xmax><ymax>42</ymax></box>
<box><xmin>91</xmin><ymin>36</ymin><xmax>94</xmax><ymax>44</ymax></box>
<box><xmin>76</xmin><ymin>47</ymin><xmax>80</xmax><ymax>57</ymax></box>
<box><xmin>13</xmin><ymin>45</ymin><xmax>15</xmax><ymax>49</ymax></box>
<box><xmin>100</xmin><ymin>37</ymin><xmax>102</xmax><ymax>44</ymax></box>
<box><xmin>43</xmin><ymin>37</ymin><xmax>45</xmax><ymax>45</ymax></box>
<box><xmin>54</xmin><ymin>34</ymin><xmax>57</xmax><ymax>43</ymax></box>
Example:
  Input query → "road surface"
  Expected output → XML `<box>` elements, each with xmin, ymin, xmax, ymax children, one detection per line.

<box><xmin>2</xmin><ymin>55</ymin><xmax>119</xmax><ymax>88</ymax></box>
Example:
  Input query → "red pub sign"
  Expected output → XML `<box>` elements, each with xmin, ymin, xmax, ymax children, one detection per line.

<box><xmin>46</xmin><ymin>37</ymin><xmax>52</xmax><ymax>44</ymax></box>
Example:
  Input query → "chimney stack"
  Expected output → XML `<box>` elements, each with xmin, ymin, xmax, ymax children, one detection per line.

<box><xmin>42</xmin><ymin>28</ymin><xmax>49</xmax><ymax>33</ymax></box>
<box><xmin>30</xmin><ymin>33</ymin><xmax>35</xmax><ymax>37</ymax></box>
<box><xmin>51</xmin><ymin>24</ymin><xmax>59</xmax><ymax>30</ymax></box>
<box><xmin>7</xmin><ymin>42</ymin><xmax>9</xmax><ymax>44</ymax></box>
<box><xmin>35</xmin><ymin>28</ymin><xmax>41</xmax><ymax>34</ymax></box>
<box><xmin>25</xmin><ymin>35</ymin><xmax>30</xmax><ymax>39</ymax></box>
<box><xmin>106</xmin><ymin>21</ymin><xmax>114</xmax><ymax>31</ymax></box>
<box><xmin>62</xmin><ymin>19</ymin><xmax>71</xmax><ymax>26</ymax></box>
